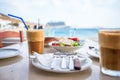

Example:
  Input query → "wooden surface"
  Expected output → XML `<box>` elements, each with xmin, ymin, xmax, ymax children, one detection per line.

<box><xmin>0</xmin><ymin>41</ymin><xmax>120</xmax><ymax>80</ymax></box>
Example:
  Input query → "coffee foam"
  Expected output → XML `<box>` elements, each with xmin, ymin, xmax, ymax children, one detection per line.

<box><xmin>99</xmin><ymin>30</ymin><xmax>120</xmax><ymax>49</ymax></box>
<box><xmin>27</xmin><ymin>30</ymin><xmax>44</xmax><ymax>42</ymax></box>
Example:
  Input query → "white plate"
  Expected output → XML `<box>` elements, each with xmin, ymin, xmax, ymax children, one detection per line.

<box><xmin>32</xmin><ymin>54</ymin><xmax>92</xmax><ymax>73</ymax></box>
<box><xmin>87</xmin><ymin>49</ymin><xmax>100</xmax><ymax>58</ymax></box>
<box><xmin>0</xmin><ymin>48</ymin><xmax>21</xmax><ymax>59</ymax></box>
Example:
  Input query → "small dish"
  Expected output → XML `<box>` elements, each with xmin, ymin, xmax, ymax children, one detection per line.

<box><xmin>31</xmin><ymin>53</ymin><xmax>92</xmax><ymax>73</ymax></box>
<box><xmin>0</xmin><ymin>48</ymin><xmax>21</xmax><ymax>59</ymax></box>
<box><xmin>87</xmin><ymin>48</ymin><xmax>100</xmax><ymax>58</ymax></box>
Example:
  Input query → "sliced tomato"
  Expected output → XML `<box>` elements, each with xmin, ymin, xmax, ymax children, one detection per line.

<box><xmin>68</xmin><ymin>37</ymin><xmax>79</xmax><ymax>41</ymax></box>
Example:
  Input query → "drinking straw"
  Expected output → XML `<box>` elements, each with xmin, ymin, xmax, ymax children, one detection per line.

<box><xmin>8</xmin><ymin>14</ymin><xmax>28</xmax><ymax>30</ymax></box>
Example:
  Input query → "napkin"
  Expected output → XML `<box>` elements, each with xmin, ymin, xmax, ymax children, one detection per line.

<box><xmin>33</xmin><ymin>52</ymin><xmax>53</xmax><ymax>67</ymax></box>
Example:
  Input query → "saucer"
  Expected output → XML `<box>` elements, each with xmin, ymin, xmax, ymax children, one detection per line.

<box><xmin>31</xmin><ymin>53</ymin><xmax>92</xmax><ymax>73</ymax></box>
<box><xmin>87</xmin><ymin>49</ymin><xmax>100</xmax><ymax>58</ymax></box>
<box><xmin>0</xmin><ymin>48</ymin><xmax>21</xmax><ymax>59</ymax></box>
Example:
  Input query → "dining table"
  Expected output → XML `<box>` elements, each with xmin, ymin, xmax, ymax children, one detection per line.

<box><xmin>0</xmin><ymin>41</ymin><xmax>120</xmax><ymax>80</ymax></box>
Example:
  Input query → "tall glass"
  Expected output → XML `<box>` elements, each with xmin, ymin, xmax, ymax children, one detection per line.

<box><xmin>99</xmin><ymin>29</ymin><xmax>120</xmax><ymax>76</ymax></box>
<box><xmin>27</xmin><ymin>29</ymin><xmax>44</xmax><ymax>54</ymax></box>
<box><xmin>69</xmin><ymin>28</ymin><xmax>76</xmax><ymax>38</ymax></box>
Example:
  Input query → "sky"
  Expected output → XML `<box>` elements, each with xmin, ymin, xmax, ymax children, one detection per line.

<box><xmin>0</xmin><ymin>0</ymin><xmax>120</xmax><ymax>28</ymax></box>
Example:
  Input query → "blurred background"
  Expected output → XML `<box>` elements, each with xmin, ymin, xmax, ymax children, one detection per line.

<box><xmin>0</xmin><ymin>0</ymin><xmax>120</xmax><ymax>39</ymax></box>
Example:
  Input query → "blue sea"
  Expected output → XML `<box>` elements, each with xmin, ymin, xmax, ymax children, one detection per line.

<box><xmin>24</xmin><ymin>27</ymin><xmax>120</xmax><ymax>39</ymax></box>
<box><xmin>45</xmin><ymin>28</ymin><xmax>99</xmax><ymax>38</ymax></box>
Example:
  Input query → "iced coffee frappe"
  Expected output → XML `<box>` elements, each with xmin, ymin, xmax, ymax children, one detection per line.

<box><xmin>99</xmin><ymin>30</ymin><xmax>120</xmax><ymax>71</ymax></box>
<box><xmin>27</xmin><ymin>30</ymin><xmax>44</xmax><ymax>54</ymax></box>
